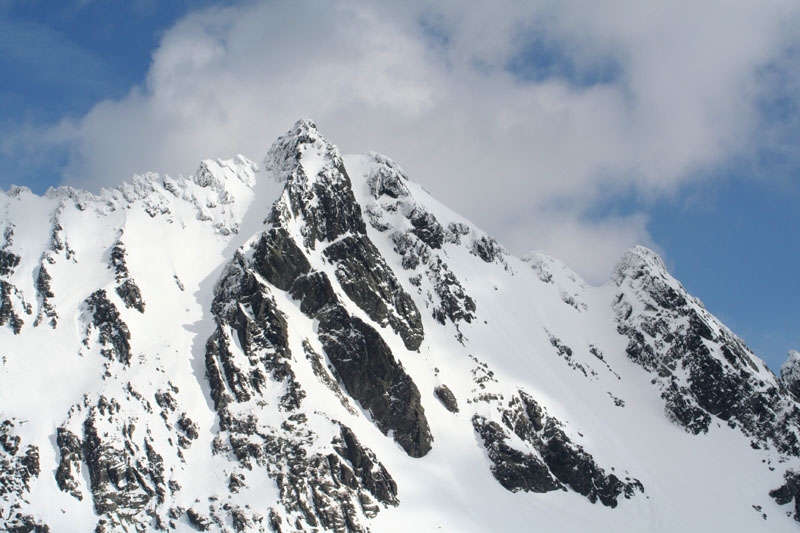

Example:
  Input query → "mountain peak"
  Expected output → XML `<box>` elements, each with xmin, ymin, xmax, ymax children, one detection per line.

<box><xmin>612</xmin><ymin>245</ymin><xmax>668</xmax><ymax>281</ymax></box>
<box><xmin>266</xmin><ymin>120</ymin><xmax>365</xmax><ymax>248</ymax></box>
<box><xmin>293</xmin><ymin>117</ymin><xmax>319</xmax><ymax>133</ymax></box>
<box><xmin>3</xmin><ymin>121</ymin><xmax>800</xmax><ymax>532</ymax></box>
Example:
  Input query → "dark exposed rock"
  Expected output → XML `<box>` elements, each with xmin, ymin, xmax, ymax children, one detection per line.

<box><xmin>176</xmin><ymin>414</ymin><xmax>199</xmax><ymax>449</ymax></box>
<box><xmin>770</xmin><ymin>470</ymin><xmax>800</xmax><ymax>522</ymax></box>
<box><xmin>445</xmin><ymin>222</ymin><xmax>471</xmax><ymax>245</ymax></box>
<box><xmin>155</xmin><ymin>387</ymin><xmax>178</xmax><ymax>413</ymax></box>
<box><xmin>0</xmin><ymin>250</ymin><xmax>20</xmax><ymax>277</ymax></box>
<box><xmin>0</xmin><ymin>421</ymin><xmax>40</xmax><ymax>497</ymax></box>
<box><xmin>471</xmin><ymin>386</ymin><xmax>643</xmax><ymax>507</ymax></box>
<box><xmin>109</xmin><ymin>241</ymin><xmax>129</xmax><ymax>280</ymax></box>
<box><xmin>0</xmin><ymin>423</ymin><xmax>21</xmax><ymax>455</ymax></box>
<box><xmin>203</xmin><ymin>172</ymin><xmax>414</xmax><ymax>526</ymax></box>
<box><xmin>434</xmin><ymin>385</ymin><xmax>459</xmax><ymax>413</ymax></box>
<box><xmin>34</xmin><ymin>264</ymin><xmax>57</xmax><ymax>327</ymax></box>
<box><xmin>317</xmin><ymin>304</ymin><xmax>432</xmax><ymax>458</ymax></box>
<box><xmin>104</xmin><ymin>241</ymin><xmax>145</xmax><ymax>313</ymax></box>
<box><xmin>408</xmin><ymin>207</ymin><xmax>444</xmax><ymax>249</ymax></box>
<box><xmin>548</xmin><ymin>333</ymin><xmax>591</xmax><ymax>378</ymax></box>
<box><xmin>431</xmin><ymin>267</ymin><xmax>475</xmax><ymax>325</ymax></box>
<box><xmin>471</xmin><ymin>235</ymin><xmax>505</xmax><ymax>263</ymax></box>
<box><xmin>302</xmin><ymin>340</ymin><xmax>356</xmax><ymax>414</ymax></box>
<box><xmin>84</xmin><ymin>290</ymin><xmax>131</xmax><ymax>365</ymax></box>
<box><xmin>472</xmin><ymin>415</ymin><xmax>561</xmax><ymax>493</ymax></box>
<box><xmin>206</xmin><ymin>273</ymin><xmax>298</xmax><ymax>409</ymax></box>
<box><xmin>266</xmin><ymin>119</ymin><xmax>366</xmax><ymax>249</ymax></box>
<box><xmin>391</xmin><ymin>230</ymin><xmax>476</xmax><ymax>326</ymax></box>
<box><xmin>375</xmin><ymin>208</ymin><xmax>476</xmax><ymax>328</ymax></box>
<box><xmin>614</xmin><ymin>246</ymin><xmax>800</xmax><ymax>455</ymax></box>
<box><xmin>226</xmin><ymin>188</ymin><xmax>432</xmax><ymax>457</ymax></box>
<box><xmin>289</xmin><ymin>271</ymin><xmax>337</xmax><ymax>317</ymax></box>
<box><xmin>252</xmin><ymin>228</ymin><xmax>311</xmax><ymax>291</ymax></box>
<box><xmin>3</xmin><ymin>514</ymin><xmax>50</xmax><ymax>533</ymax></box>
<box><xmin>214</xmin><ymin>415</ymin><xmax>397</xmax><ymax>533</ymax></box>
<box><xmin>0</xmin><ymin>280</ymin><xmax>26</xmax><ymax>334</ymax></box>
<box><xmin>538</xmin><ymin>424</ymin><xmax>631</xmax><ymax>507</ymax></box>
<box><xmin>507</xmin><ymin>391</ymin><xmax>642</xmax><ymax>507</ymax></box>
<box><xmin>186</xmin><ymin>508</ymin><xmax>212</xmax><ymax>531</ymax></box>
<box><xmin>55</xmin><ymin>427</ymin><xmax>84</xmax><ymax>501</ymax></box>
<box><xmin>77</xmin><ymin>402</ymin><xmax>167</xmax><ymax>529</ymax></box>
<box><xmin>781</xmin><ymin>350</ymin><xmax>800</xmax><ymax>399</ymax></box>
<box><xmin>333</xmin><ymin>426</ymin><xmax>399</xmax><ymax>506</ymax></box>
<box><xmin>1</xmin><ymin>420</ymin><xmax>44</xmax><ymax>532</ymax></box>
<box><xmin>116</xmin><ymin>279</ymin><xmax>145</xmax><ymax>313</ymax></box>
<box><xmin>323</xmin><ymin>234</ymin><xmax>424</xmax><ymax>351</ymax></box>
<box><xmin>205</xmin><ymin>269</ymin><xmax>299</xmax><ymax>410</ymax></box>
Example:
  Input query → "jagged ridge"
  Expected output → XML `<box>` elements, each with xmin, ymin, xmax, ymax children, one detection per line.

<box><xmin>0</xmin><ymin>120</ymin><xmax>798</xmax><ymax>532</ymax></box>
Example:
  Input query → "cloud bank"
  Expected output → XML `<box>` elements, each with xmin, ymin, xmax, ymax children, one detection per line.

<box><xmin>29</xmin><ymin>0</ymin><xmax>800</xmax><ymax>282</ymax></box>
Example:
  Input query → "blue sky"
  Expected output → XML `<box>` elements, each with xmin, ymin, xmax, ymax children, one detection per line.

<box><xmin>0</xmin><ymin>1</ymin><xmax>798</xmax><ymax>372</ymax></box>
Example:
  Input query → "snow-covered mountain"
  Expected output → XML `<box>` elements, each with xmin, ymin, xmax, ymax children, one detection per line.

<box><xmin>2</xmin><ymin>119</ymin><xmax>800</xmax><ymax>532</ymax></box>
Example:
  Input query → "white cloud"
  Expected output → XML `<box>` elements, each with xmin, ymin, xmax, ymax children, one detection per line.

<box><xmin>37</xmin><ymin>0</ymin><xmax>800</xmax><ymax>282</ymax></box>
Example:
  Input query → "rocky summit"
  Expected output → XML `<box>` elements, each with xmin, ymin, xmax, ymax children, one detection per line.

<box><xmin>1</xmin><ymin>119</ymin><xmax>800</xmax><ymax>532</ymax></box>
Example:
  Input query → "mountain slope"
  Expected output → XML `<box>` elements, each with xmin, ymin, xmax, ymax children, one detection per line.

<box><xmin>1</xmin><ymin>119</ymin><xmax>799</xmax><ymax>532</ymax></box>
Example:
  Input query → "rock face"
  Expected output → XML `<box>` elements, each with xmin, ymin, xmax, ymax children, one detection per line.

<box><xmin>613</xmin><ymin>247</ymin><xmax>800</xmax><ymax>454</ymax></box>
<box><xmin>2</xmin><ymin>120</ymin><xmax>800</xmax><ymax>532</ymax></box>
<box><xmin>204</xmin><ymin>240</ymin><xmax>404</xmax><ymax>530</ymax></box>
<box><xmin>771</xmin><ymin>470</ymin><xmax>800</xmax><ymax>522</ymax></box>
<box><xmin>83</xmin><ymin>289</ymin><xmax>132</xmax><ymax>366</ymax></box>
<box><xmin>781</xmin><ymin>350</ymin><xmax>800</xmax><ymax>399</ymax></box>
<box><xmin>110</xmin><ymin>240</ymin><xmax>146</xmax><ymax>313</ymax></box>
<box><xmin>466</xmin><ymin>355</ymin><xmax>643</xmax><ymax>508</ymax></box>
<box><xmin>1</xmin><ymin>420</ymin><xmax>45</xmax><ymax>532</ymax></box>
<box><xmin>323</xmin><ymin>235</ymin><xmax>424</xmax><ymax>351</ymax></box>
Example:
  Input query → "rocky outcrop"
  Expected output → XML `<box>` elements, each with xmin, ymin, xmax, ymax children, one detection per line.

<box><xmin>390</xmin><ymin>231</ymin><xmax>476</xmax><ymax>326</ymax></box>
<box><xmin>434</xmin><ymin>385</ymin><xmax>459</xmax><ymax>413</ymax></box>
<box><xmin>472</xmin><ymin>415</ymin><xmax>561</xmax><ymax>493</ymax></box>
<box><xmin>770</xmin><ymin>470</ymin><xmax>800</xmax><ymax>522</ymax></box>
<box><xmin>109</xmin><ymin>240</ymin><xmax>145</xmax><ymax>313</ymax></box>
<box><xmin>0</xmin><ymin>280</ymin><xmax>28</xmax><ymax>334</ymax></box>
<box><xmin>55</xmin><ymin>428</ymin><xmax>83</xmax><ymax>501</ymax></box>
<box><xmin>205</xmin><ymin>267</ymin><xmax>301</xmax><ymax>410</ymax></box>
<box><xmin>0</xmin><ymin>240</ymin><xmax>25</xmax><ymax>334</ymax></box>
<box><xmin>83</xmin><ymin>289</ymin><xmax>132</xmax><ymax>366</ymax></box>
<box><xmin>613</xmin><ymin>247</ymin><xmax>800</xmax><ymax>454</ymax></box>
<box><xmin>264</xmin><ymin>121</ymin><xmax>425</xmax><ymax>352</ymax></box>
<box><xmin>213</xmin><ymin>414</ymin><xmax>397</xmax><ymax>533</ymax></box>
<box><xmin>0</xmin><ymin>420</ymin><xmax>45</xmax><ymax>533</ymax></box>
<box><xmin>465</xmin><ymin>351</ymin><xmax>643</xmax><ymax>507</ymax></box>
<box><xmin>266</xmin><ymin>119</ymin><xmax>366</xmax><ymax>249</ymax></box>
<box><xmin>493</xmin><ymin>390</ymin><xmax>642</xmax><ymax>507</ymax></box>
<box><xmin>360</xmin><ymin>154</ymin><xmax>478</xmax><ymax>330</ymax></box>
<box><xmin>471</xmin><ymin>235</ymin><xmax>506</xmax><ymax>264</ymax></box>
<box><xmin>245</xmin><ymin>203</ymin><xmax>432</xmax><ymax>458</ymax></box>
<box><xmin>203</xmin><ymin>201</ymin><xmax>425</xmax><ymax>528</ymax></box>
<box><xmin>781</xmin><ymin>350</ymin><xmax>800</xmax><ymax>399</ymax></box>
<box><xmin>272</xmin><ymin>258</ymin><xmax>429</xmax><ymax>455</ymax></box>
<box><xmin>473</xmin><ymin>399</ymin><xmax>643</xmax><ymax>508</ymax></box>
<box><xmin>323</xmin><ymin>235</ymin><xmax>423</xmax><ymax>351</ymax></box>
<box><xmin>81</xmin><ymin>409</ymin><xmax>165</xmax><ymax>525</ymax></box>
<box><xmin>33</xmin><ymin>265</ymin><xmax>57</xmax><ymax>328</ymax></box>
<box><xmin>316</xmin><ymin>303</ymin><xmax>432</xmax><ymax>457</ymax></box>
<box><xmin>52</xmin><ymin>395</ymin><xmax>175</xmax><ymax>531</ymax></box>
<box><xmin>0</xmin><ymin>250</ymin><xmax>20</xmax><ymax>277</ymax></box>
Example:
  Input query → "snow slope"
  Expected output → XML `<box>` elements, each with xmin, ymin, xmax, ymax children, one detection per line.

<box><xmin>1</xmin><ymin>119</ymin><xmax>799</xmax><ymax>532</ymax></box>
